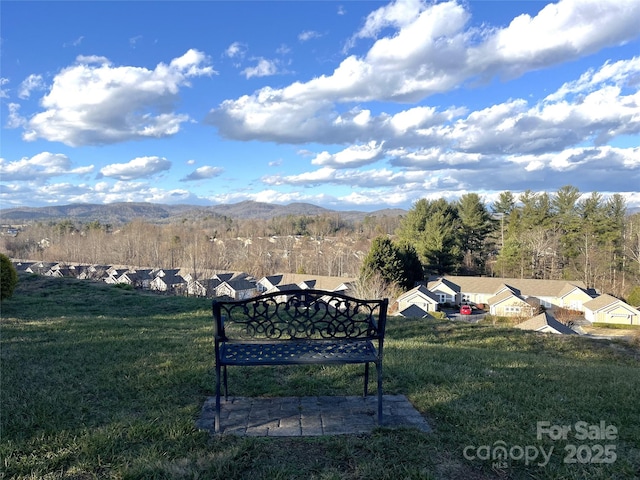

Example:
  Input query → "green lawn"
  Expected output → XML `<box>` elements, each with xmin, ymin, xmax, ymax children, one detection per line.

<box><xmin>1</xmin><ymin>274</ymin><xmax>639</xmax><ymax>479</ymax></box>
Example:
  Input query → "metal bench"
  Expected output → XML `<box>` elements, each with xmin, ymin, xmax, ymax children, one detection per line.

<box><xmin>212</xmin><ymin>289</ymin><xmax>389</xmax><ymax>433</ymax></box>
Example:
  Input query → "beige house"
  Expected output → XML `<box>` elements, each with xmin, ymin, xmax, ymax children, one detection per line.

<box><xmin>396</xmin><ymin>285</ymin><xmax>440</xmax><ymax>314</ymax></box>
<box><xmin>487</xmin><ymin>288</ymin><xmax>537</xmax><ymax>317</ymax></box>
<box><xmin>556</xmin><ymin>284</ymin><xmax>594</xmax><ymax>311</ymax></box>
<box><xmin>438</xmin><ymin>276</ymin><xmax>590</xmax><ymax>310</ymax></box>
<box><xmin>426</xmin><ymin>278</ymin><xmax>460</xmax><ymax>304</ymax></box>
<box><xmin>583</xmin><ymin>294</ymin><xmax>640</xmax><ymax>326</ymax></box>
<box><xmin>215</xmin><ymin>278</ymin><xmax>257</xmax><ymax>300</ymax></box>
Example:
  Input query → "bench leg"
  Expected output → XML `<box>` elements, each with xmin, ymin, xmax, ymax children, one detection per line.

<box><xmin>223</xmin><ymin>365</ymin><xmax>229</xmax><ymax>401</ymax></box>
<box><xmin>215</xmin><ymin>363</ymin><xmax>221</xmax><ymax>433</ymax></box>
<box><xmin>376</xmin><ymin>360</ymin><xmax>383</xmax><ymax>425</ymax></box>
<box><xmin>363</xmin><ymin>362</ymin><xmax>370</xmax><ymax>397</ymax></box>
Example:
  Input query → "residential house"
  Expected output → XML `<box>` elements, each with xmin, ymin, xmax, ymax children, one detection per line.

<box><xmin>78</xmin><ymin>265</ymin><xmax>110</xmax><ymax>281</ymax></box>
<box><xmin>426</xmin><ymin>277</ymin><xmax>460</xmax><ymax>304</ymax></box>
<box><xmin>150</xmin><ymin>272</ymin><xmax>186</xmax><ymax>293</ymax></box>
<box><xmin>437</xmin><ymin>276</ymin><xmax>589</xmax><ymax>311</ymax></box>
<box><xmin>46</xmin><ymin>266</ymin><xmax>76</xmax><ymax>278</ymax></box>
<box><xmin>583</xmin><ymin>294</ymin><xmax>640</xmax><ymax>326</ymax></box>
<box><xmin>104</xmin><ymin>268</ymin><xmax>129</xmax><ymax>284</ymax></box>
<box><xmin>24</xmin><ymin>262</ymin><xmax>53</xmax><ymax>275</ymax></box>
<box><xmin>117</xmin><ymin>269</ymin><xmax>154</xmax><ymax>289</ymax></box>
<box><xmin>258</xmin><ymin>273</ymin><xmax>354</xmax><ymax>293</ymax></box>
<box><xmin>486</xmin><ymin>287</ymin><xmax>537</xmax><ymax>318</ymax></box>
<box><xmin>12</xmin><ymin>261</ymin><xmax>34</xmax><ymax>273</ymax></box>
<box><xmin>263</xmin><ymin>283</ymin><xmax>304</xmax><ymax>302</ymax></box>
<box><xmin>396</xmin><ymin>285</ymin><xmax>440</xmax><ymax>314</ymax></box>
<box><xmin>215</xmin><ymin>278</ymin><xmax>257</xmax><ymax>300</ymax></box>
<box><xmin>257</xmin><ymin>274</ymin><xmax>284</xmax><ymax>293</ymax></box>
<box><xmin>556</xmin><ymin>284</ymin><xmax>595</xmax><ymax>311</ymax></box>
<box><xmin>515</xmin><ymin>312</ymin><xmax>577</xmax><ymax>335</ymax></box>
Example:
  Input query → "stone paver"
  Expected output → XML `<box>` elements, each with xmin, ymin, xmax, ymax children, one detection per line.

<box><xmin>196</xmin><ymin>395</ymin><xmax>432</xmax><ymax>436</ymax></box>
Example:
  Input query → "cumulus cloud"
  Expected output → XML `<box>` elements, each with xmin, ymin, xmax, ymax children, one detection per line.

<box><xmin>99</xmin><ymin>156</ymin><xmax>171</xmax><ymax>180</ymax></box>
<box><xmin>18</xmin><ymin>49</ymin><xmax>215</xmax><ymax>146</ymax></box>
<box><xmin>207</xmin><ymin>0</ymin><xmax>640</xmax><ymax>143</ymax></box>
<box><xmin>311</xmin><ymin>141</ymin><xmax>385</xmax><ymax>168</ymax></box>
<box><xmin>0</xmin><ymin>180</ymin><xmax>203</xmax><ymax>208</ymax></box>
<box><xmin>180</xmin><ymin>165</ymin><xmax>224</xmax><ymax>181</ymax></box>
<box><xmin>18</xmin><ymin>74</ymin><xmax>45</xmax><ymax>99</ymax></box>
<box><xmin>0</xmin><ymin>152</ymin><xmax>94</xmax><ymax>181</ymax></box>
<box><xmin>242</xmin><ymin>58</ymin><xmax>279</xmax><ymax>79</ymax></box>
<box><xmin>226</xmin><ymin>42</ymin><xmax>247</xmax><ymax>58</ymax></box>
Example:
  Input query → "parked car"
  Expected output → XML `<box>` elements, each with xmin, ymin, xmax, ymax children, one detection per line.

<box><xmin>460</xmin><ymin>305</ymin><xmax>472</xmax><ymax>315</ymax></box>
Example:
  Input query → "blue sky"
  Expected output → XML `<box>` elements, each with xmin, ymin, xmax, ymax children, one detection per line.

<box><xmin>1</xmin><ymin>0</ymin><xmax>639</xmax><ymax>212</ymax></box>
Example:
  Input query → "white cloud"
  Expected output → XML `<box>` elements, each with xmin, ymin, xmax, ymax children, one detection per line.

<box><xmin>0</xmin><ymin>180</ymin><xmax>203</xmax><ymax>207</ymax></box>
<box><xmin>18</xmin><ymin>74</ymin><xmax>45</xmax><ymax>99</ymax></box>
<box><xmin>225</xmin><ymin>42</ymin><xmax>247</xmax><ymax>58</ymax></box>
<box><xmin>0</xmin><ymin>78</ymin><xmax>9</xmax><ymax>98</ymax></box>
<box><xmin>207</xmin><ymin>0</ymin><xmax>640</xmax><ymax>143</ymax></box>
<box><xmin>298</xmin><ymin>30</ymin><xmax>322</xmax><ymax>42</ymax></box>
<box><xmin>20</xmin><ymin>49</ymin><xmax>215</xmax><ymax>146</ymax></box>
<box><xmin>242</xmin><ymin>58</ymin><xmax>279</xmax><ymax>79</ymax></box>
<box><xmin>0</xmin><ymin>152</ymin><xmax>94</xmax><ymax>181</ymax></box>
<box><xmin>477</xmin><ymin>0</ymin><xmax>640</xmax><ymax>79</ymax></box>
<box><xmin>180</xmin><ymin>165</ymin><xmax>224</xmax><ymax>181</ymax></box>
<box><xmin>99</xmin><ymin>156</ymin><xmax>171</xmax><ymax>180</ymax></box>
<box><xmin>6</xmin><ymin>103</ymin><xmax>26</xmax><ymax>128</ymax></box>
<box><xmin>311</xmin><ymin>141</ymin><xmax>385</xmax><ymax>168</ymax></box>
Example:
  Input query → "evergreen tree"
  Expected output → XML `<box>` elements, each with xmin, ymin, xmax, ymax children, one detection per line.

<box><xmin>1</xmin><ymin>253</ymin><xmax>18</xmax><ymax>301</ymax></box>
<box><xmin>457</xmin><ymin>193</ymin><xmax>495</xmax><ymax>274</ymax></box>
<box><xmin>362</xmin><ymin>237</ymin><xmax>403</xmax><ymax>290</ymax></box>
<box><xmin>396</xmin><ymin>199</ymin><xmax>462</xmax><ymax>275</ymax></box>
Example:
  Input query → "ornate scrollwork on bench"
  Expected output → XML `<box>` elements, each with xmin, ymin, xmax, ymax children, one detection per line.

<box><xmin>212</xmin><ymin>289</ymin><xmax>388</xmax><ymax>433</ymax></box>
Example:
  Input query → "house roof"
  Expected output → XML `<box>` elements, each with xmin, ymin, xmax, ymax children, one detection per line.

<box><xmin>557</xmin><ymin>283</ymin><xmax>594</xmax><ymax>299</ymax></box>
<box><xmin>426</xmin><ymin>277</ymin><xmax>460</xmax><ymax>294</ymax></box>
<box><xmin>271</xmin><ymin>273</ymin><xmax>356</xmax><ymax>292</ymax></box>
<box><xmin>515</xmin><ymin>312</ymin><xmax>576</xmax><ymax>335</ymax></box>
<box><xmin>398</xmin><ymin>304</ymin><xmax>430</xmax><ymax>318</ymax></box>
<box><xmin>487</xmin><ymin>289</ymin><xmax>527</xmax><ymax>306</ymax></box>
<box><xmin>583</xmin><ymin>294</ymin><xmax>638</xmax><ymax>313</ymax></box>
<box><xmin>265</xmin><ymin>283</ymin><xmax>302</xmax><ymax>294</ymax></box>
<box><xmin>153</xmin><ymin>273</ymin><xmax>185</xmax><ymax>286</ymax></box>
<box><xmin>397</xmin><ymin>285</ymin><xmax>439</xmax><ymax>303</ymax></box>
<box><xmin>259</xmin><ymin>274</ymin><xmax>284</xmax><ymax>286</ymax></box>
<box><xmin>440</xmin><ymin>275</ymin><xmax>587</xmax><ymax>298</ymax></box>
<box><xmin>223</xmin><ymin>278</ymin><xmax>257</xmax><ymax>291</ymax></box>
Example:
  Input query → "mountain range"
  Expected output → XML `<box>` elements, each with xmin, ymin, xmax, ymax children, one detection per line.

<box><xmin>0</xmin><ymin>201</ymin><xmax>407</xmax><ymax>225</ymax></box>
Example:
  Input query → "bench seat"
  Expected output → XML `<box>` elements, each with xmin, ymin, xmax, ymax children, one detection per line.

<box><xmin>220</xmin><ymin>339</ymin><xmax>378</xmax><ymax>365</ymax></box>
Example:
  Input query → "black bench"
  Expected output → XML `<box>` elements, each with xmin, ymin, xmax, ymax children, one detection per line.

<box><xmin>212</xmin><ymin>289</ymin><xmax>389</xmax><ymax>433</ymax></box>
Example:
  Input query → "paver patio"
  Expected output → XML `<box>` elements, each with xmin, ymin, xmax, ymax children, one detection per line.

<box><xmin>196</xmin><ymin>395</ymin><xmax>431</xmax><ymax>436</ymax></box>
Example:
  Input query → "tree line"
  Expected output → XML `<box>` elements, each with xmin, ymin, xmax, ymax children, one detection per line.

<box><xmin>362</xmin><ymin>186</ymin><xmax>639</xmax><ymax>299</ymax></box>
<box><xmin>3</xmin><ymin>185</ymin><xmax>639</xmax><ymax>299</ymax></box>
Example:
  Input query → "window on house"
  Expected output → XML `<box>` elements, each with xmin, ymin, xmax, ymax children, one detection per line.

<box><xmin>505</xmin><ymin>306</ymin><xmax>522</xmax><ymax>313</ymax></box>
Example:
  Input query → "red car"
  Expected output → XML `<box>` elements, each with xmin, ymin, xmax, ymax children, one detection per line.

<box><xmin>460</xmin><ymin>305</ymin><xmax>472</xmax><ymax>315</ymax></box>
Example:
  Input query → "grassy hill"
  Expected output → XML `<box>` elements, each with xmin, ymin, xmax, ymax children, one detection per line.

<box><xmin>1</xmin><ymin>275</ymin><xmax>639</xmax><ymax>479</ymax></box>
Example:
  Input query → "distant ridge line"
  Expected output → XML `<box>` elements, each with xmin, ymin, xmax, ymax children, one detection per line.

<box><xmin>0</xmin><ymin>201</ymin><xmax>407</xmax><ymax>224</ymax></box>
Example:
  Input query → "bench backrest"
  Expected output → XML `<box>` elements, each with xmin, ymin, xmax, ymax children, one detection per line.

<box><xmin>213</xmin><ymin>289</ymin><xmax>388</xmax><ymax>342</ymax></box>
